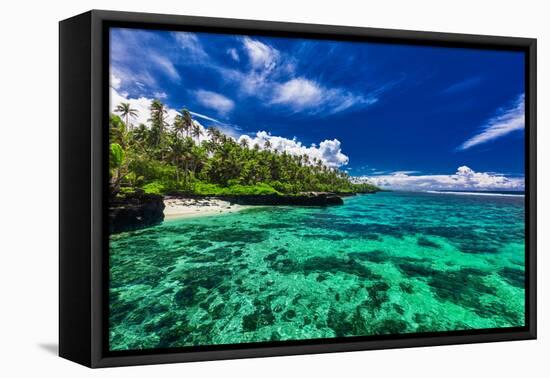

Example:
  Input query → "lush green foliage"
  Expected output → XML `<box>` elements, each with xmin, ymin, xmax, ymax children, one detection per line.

<box><xmin>109</xmin><ymin>143</ymin><xmax>124</xmax><ymax>169</ymax></box>
<box><xmin>193</xmin><ymin>182</ymin><xmax>281</xmax><ymax>196</ymax></box>
<box><xmin>108</xmin><ymin>101</ymin><xmax>380</xmax><ymax>197</ymax></box>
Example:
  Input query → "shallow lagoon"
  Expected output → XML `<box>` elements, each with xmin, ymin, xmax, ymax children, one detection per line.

<box><xmin>109</xmin><ymin>191</ymin><xmax>525</xmax><ymax>351</ymax></box>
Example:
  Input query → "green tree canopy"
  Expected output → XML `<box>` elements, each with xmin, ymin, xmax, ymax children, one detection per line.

<box><xmin>109</xmin><ymin>101</ymin><xmax>380</xmax><ymax>197</ymax></box>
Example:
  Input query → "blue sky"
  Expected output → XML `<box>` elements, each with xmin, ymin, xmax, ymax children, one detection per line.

<box><xmin>110</xmin><ymin>27</ymin><xmax>525</xmax><ymax>190</ymax></box>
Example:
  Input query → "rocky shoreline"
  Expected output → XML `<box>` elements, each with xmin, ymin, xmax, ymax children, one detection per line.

<box><xmin>109</xmin><ymin>192</ymin><xmax>355</xmax><ymax>234</ymax></box>
<box><xmin>109</xmin><ymin>193</ymin><xmax>165</xmax><ymax>234</ymax></box>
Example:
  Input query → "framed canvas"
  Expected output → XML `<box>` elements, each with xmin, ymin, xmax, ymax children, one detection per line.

<box><xmin>59</xmin><ymin>10</ymin><xmax>537</xmax><ymax>368</ymax></box>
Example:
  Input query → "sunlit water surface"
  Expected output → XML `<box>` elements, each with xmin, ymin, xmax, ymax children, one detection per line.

<box><xmin>109</xmin><ymin>191</ymin><xmax>525</xmax><ymax>351</ymax></box>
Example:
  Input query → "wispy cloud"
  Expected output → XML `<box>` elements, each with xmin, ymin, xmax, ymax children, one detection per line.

<box><xmin>442</xmin><ymin>76</ymin><xmax>482</xmax><ymax>95</ymax></box>
<box><xmin>189</xmin><ymin>111</ymin><xmax>224</xmax><ymax>124</ymax></box>
<box><xmin>173</xmin><ymin>32</ymin><xmax>208</xmax><ymax>60</ymax></box>
<box><xmin>227</xmin><ymin>48</ymin><xmax>239</xmax><ymax>61</ymax></box>
<box><xmin>389</xmin><ymin>170</ymin><xmax>421</xmax><ymax>175</ymax></box>
<box><xmin>367</xmin><ymin>168</ymin><xmax>421</xmax><ymax>176</ymax></box>
<box><xmin>111</xmin><ymin>29</ymin><xmax>397</xmax><ymax>122</ymax></box>
<box><xmin>111</xmin><ymin>66</ymin><xmax>157</xmax><ymax>93</ymax></box>
<box><xmin>232</xmin><ymin>37</ymin><xmax>382</xmax><ymax>115</ymax></box>
<box><xmin>153</xmin><ymin>91</ymin><xmax>168</xmax><ymax>99</ymax></box>
<box><xmin>194</xmin><ymin>90</ymin><xmax>235</xmax><ymax>115</ymax></box>
<box><xmin>458</xmin><ymin>93</ymin><xmax>524</xmax><ymax>150</ymax></box>
<box><xmin>271</xmin><ymin>77</ymin><xmax>377</xmax><ymax>114</ymax></box>
<box><xmin>243</xmin><ymin>37</ymin><xmax>280</xmax><ymax>72</ymax></box>
<box><xmin>188</xmin><ymin>111</ymin><xmax>242</xmax><ymax>139</ymax></box>
<box><xmin>356</xmin><ymin>166</ymin><xmax>524</xmax><ymax>191</ymax></box>
<box><xmin>150</xmin><ymin>55</ymin><xmax>181</xmax><ymax>82</ymax></box>
<box><xmin>110</xmin><ymin>28</ymin><xmax>182</xmax><ymax>95</ymax></box>
<box><xmin>370</xmin><ymin>170</ymin><xmax>390</xmax><ymax>175</ymax></box>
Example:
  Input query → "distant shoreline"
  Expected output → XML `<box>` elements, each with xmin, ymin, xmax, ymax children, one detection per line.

<box><xmin>425</xmin><ymin>190</ymin><xmax>524</xmax><ymax>197</ymax></box>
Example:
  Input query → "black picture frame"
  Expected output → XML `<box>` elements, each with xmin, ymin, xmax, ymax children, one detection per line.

<box><xmin>59</xmin><ymin>9</ymin><xmax>537</xmax><ymax>368</ymax></box>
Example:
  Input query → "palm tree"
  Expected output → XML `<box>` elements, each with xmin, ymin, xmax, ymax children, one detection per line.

<box><xmin>202</xmin><ymin>129</ymin><xmax>216</xmax><ymax>153</ymax></box>
<box><xmin>149</xmin><ymin>100</ymin><xmax>168</xmax><ymax>146</ymax></box>
<box><xmin>239</xmin><ymin>138</ymin><xmax>249</xmax><ymax>148</ymax></box>
<box><xmin>168</xmin><ymin>135</ymin><xmax>183</xmax><ymax>183</ymax></box>
<box><xmin>207</xmin><ymin>127</ymin><xmax>222</xmax><ymax>148</ymax></box>
<box><xmin>133</xmin><ymin>124</ymin><xmax>148</xmax><ymax>141</ymax></box>
<box><xmin>318</xmin><ymin>159</ymin><xmax>324</xmax><ymax>168</ymax></box>
<box><xmin>182</xmin><ymin>109</ymin><xmax>194</xmax><ymax>138</ymax></box>
<box><xmin>192</xmin><ymin>123</ymin><xmax>203</xmax><ymax>144</ymax></box>
<box><xmin>109</xmin><ymin>114</ymin><xmax>127</xmax><ymax>147</ymax></box>
<box><xmin>181</xmin><ymin>137</ymin><xmax>195</xmax><ymax>188</ymax></box>
<box><xmin>173</xmin><ymin>114</ymin><xmax>185</xmax><ymax>139</ymax></box>
<box><xmin>115</xmin><ymin>102</ymin><xmax>138</xmax><ymax>130</ymax></box>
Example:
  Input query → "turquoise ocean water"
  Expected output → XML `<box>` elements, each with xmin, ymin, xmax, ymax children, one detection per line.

<box><xmin>109</xmin><ymin>191</ymin><xmax>525</xmax><ymax>351</ymax></box>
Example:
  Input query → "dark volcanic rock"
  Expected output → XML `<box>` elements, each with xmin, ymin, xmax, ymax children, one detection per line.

<box><xmin>109</xmin><ymin>193</ymin><xmax>165</xmax><ymax>234</ymax></box>
<box><xmin>224</xmin><ymin>193</ymin><xmax>344</xmax><ymax>206</ymax></box>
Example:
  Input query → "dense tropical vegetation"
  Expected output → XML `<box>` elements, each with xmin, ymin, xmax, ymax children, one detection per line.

<box><xmin>109</xmin><ymin>100</ymin><xmax>379</xmax><ymax>198</ymax></box>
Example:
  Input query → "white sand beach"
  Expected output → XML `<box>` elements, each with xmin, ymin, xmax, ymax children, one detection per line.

<box><xmin>163</xmin><ymin>197</ymin><xmax>249</xmax><ymax>220</ymax></box>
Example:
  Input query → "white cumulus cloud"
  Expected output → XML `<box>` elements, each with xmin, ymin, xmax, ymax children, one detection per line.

<box><xmin>356</xmin><ymin>166</ymin><xmax>524</xmax><ymax>191</ymax></box>
<box><xmin>459</xmin><ymin>93</ymin><xmax>525</xmax><ymax>150</ymax></box>
<box><xmin>110</xmin><ymin>73</ymin><xmax>121</xmax><ymax>89</ymax></box>
<box><xmin>110</xmin><ymin>86</ymin><xmax>180</xmax><ymax>127</ymax></box>
<box><xmin>238</xmin><ymin>131</ymin><xmax>349</xmax><ymax>168</ymax></box>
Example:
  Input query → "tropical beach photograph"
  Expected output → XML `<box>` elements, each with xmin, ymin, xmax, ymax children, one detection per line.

<box><xmin>108</xmin><ymin>27</ymin><xmax>526</xmax><ymax>351</ymax></box>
